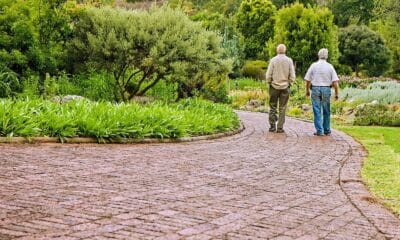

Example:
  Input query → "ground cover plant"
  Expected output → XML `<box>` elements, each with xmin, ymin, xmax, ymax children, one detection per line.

<box><xmin>338</xmin><ymin>126</ymin><xmax>400</xmax><ymax>216</ymax></box>
<box><xmin>0</xmin><ymin>98</ymin><xmax>239</xmax><ymax>141</ymax></box>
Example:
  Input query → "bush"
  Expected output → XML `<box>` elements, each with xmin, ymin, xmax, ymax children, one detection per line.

<box><xmin>270</xmin><ymin>3</ymin><xmax>339</xmax><ymax>74</ymax></box>
<box><xmin>242</xmin><ymin>61</ymin><xmax>268</xmax><ymax>80</ymax></box>
<box><xmin>354</xmin><ymin>103</ymin><xmax>400</xmax><ymax>126</ymax></box>
<box><xmin>288</xmin><ymin>107</ymin><xmax>302</xmax><ymax>117</ymax></box>
<box><xmin>0</xmin><ymin>98</ymin><xmax>240</xmax><ymax>140</ymax></box>
<box><xmin>230</xmin><ymin>78</ymin><xmax>267</xmax><ymax>90</ymax></box>
<box><xmin>229</xmin><ymin>90</ymin><xmax>269</xmax><ymax>109</ymax></box>
<box><xmin>339</xmin><ymin>25</ymin><xmax>391</xmax><ymax>77</ymax></box>
<box><xmin>0</xmin><ymin>68</ymin><xmax>20</xmax><ymax>98</ymax></box>
<box><xmin>68</xmin><ymin>6</ymin><xmax>231</xmax><ymax>102</ymax></box>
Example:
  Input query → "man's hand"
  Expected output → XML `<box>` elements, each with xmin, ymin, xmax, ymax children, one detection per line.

<box><xmin>306</xmin><ymin>90</ymin><xmax>310</xmax><ymax>98</ymax></box>
<box><xmin>334</xmin><ymin>94</ymin><xmax>339</xmax><ymax>101</ymax></box>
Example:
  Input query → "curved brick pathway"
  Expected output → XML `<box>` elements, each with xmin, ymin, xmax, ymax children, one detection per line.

<box><xmin>0</xmin><ymin>111</ymin><xmax>399</xmax><ymax>240</ymax></box>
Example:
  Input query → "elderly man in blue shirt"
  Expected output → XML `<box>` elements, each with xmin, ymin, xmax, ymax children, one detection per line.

<box><xmin>304</xmin><ymin>48</ymin><xmax>339</xmax><ymax>136</ymax></box>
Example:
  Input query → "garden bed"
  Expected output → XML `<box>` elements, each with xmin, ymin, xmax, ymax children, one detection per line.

<box><xmin>0</xmin><ymin>98</ymin><xmax>240</xmax><ymax>143</ymax></box>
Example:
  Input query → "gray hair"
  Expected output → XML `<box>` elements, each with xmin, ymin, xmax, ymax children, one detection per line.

<box><xmin>318</xmin><ymin>48</ymin><xmax>329</xmax><ymax>59</ymax></box>
<box><xmin>276</xmin><ymin>44</ymin><xmax>286</xmax><ymax>54</ymax></box>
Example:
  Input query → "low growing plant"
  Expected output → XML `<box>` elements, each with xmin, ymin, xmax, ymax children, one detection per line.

<box><xmin>341</xmin><ymin>81</ymin><xmax>400</xmax><ymax>104</ymax></box>
<box><xmin>0</xmin><ymin>98</ymin><xmax>240</xmax><ymax>141</ymax></box>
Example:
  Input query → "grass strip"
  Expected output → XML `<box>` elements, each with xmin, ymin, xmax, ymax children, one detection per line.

<box><xmin>338</xmin><ymin>126</ymin><xmax>400</xmax><ymax>216</ymax></box>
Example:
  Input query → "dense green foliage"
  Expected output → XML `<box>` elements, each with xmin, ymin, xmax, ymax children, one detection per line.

<box><xmin>353</xmin><ymin>104</ymin><xmax>399</xmax><ymax>126</ymax></box>
<box><xmin>371</xmin><ymin>0</ymin><xmax>400</xmax><ymax>76</ymax></box>
<box><xmin>339</xmin><ymin>25</ymin><xmax>391</xmax><ymax>77</ymax></box>
<box><xmin>67</xmin><ymin>6</ymin><xmax>231</xmax><ymax>102</ymax></box>
<box><xmin>270</xmin><ymin>3</ymin><xmax>338</xmax><ymax>74</ymax></box>
<box><xmin>241</xmin><ymin>60</ymin><xmax>268</xmax><ymax>80</ymax></box>
<box><xmin>236</xmin><ymin>0</ymin><xmax>276</xmax><ymax>59</ymax></box>
<box><xmin>339</xmin><ymin>126</ymin><xmax>400</xmax><ymax>215</ymax></box>
<box><xmin>272</xmin><ymin>0</ymin><xmax>316</xmax><ymax>8</ymax></box>
<box><xmin>329</xmin><ymin>0</ymin><xmax>374</xmax><ymax>27</ymax></box>
<box><xmin>0</xmin><ymin>0</ymin><xmax>76</xmax><ymax>93</ymax></box>
<box><xmin>0</xmin><ymin>98</ymin><xmax>239</xmax><ymax>140</ymax></box>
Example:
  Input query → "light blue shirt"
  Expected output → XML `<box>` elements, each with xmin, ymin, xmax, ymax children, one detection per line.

<box><xmin>304</xmin><ymin>60</ymin><xmax>339</xmax><ymax>86</ymax></box>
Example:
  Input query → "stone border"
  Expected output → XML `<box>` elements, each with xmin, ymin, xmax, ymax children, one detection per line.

<box><xmin>336</xmin><ymin>130</ymin><xmax>400</xmax><ymax>238</ymax></box>
<box><xmin>0</xmin><ymin>122</ymin><xmax>245</xmax><ymax>144</ymax></box>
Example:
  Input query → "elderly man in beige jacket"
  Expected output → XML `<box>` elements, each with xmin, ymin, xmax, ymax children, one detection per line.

<box><xmin>265</xmin><ymin>44</ymin><xmax>296</xmax><ymax>133</ymax></box>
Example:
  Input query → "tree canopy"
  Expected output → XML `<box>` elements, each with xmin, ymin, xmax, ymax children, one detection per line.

<box><xmin>67</xmin><ymin>6</ymin><xmax>231</xmax><ymax>101</ymax></box>
<box><xmin>339</xmin><ymin>25</ymin><xmax>391</xmax><ymax>77</ymax></box>
<box><xmin>236</xmin><ymin>0</ymin><xmax>276</xmax><ymax>59</ymax></box>
<box><xmin>329</xmin><ymin>0</ymin><xmax>375</xmax><ymax>27</ymax></box>
<box><xmin>270</xmin><ymin>3</ymin><xmax>338</xmax><ymax>74</ymax></box>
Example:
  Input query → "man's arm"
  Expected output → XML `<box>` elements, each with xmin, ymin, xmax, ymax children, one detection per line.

<box><xmin>332</xmin><ymin>81</ymin><xmax>339</xmax><ymax>100</ymax></box>
<box><xmin>304</xmin><ymin>65</ymin><xmax>313</xmax><ymax>97</ymax></box>
<box><xmin>288</xmin><ymin>59</ymin><xmax>296</xmax><ymax>85</ymax></box>
<box><xmin>265</xmin><ymin>59</ymin><xmax>274</xmax><ymax>83</ymax></box>
<box><xmin>306</xmin><ymin>81</ymin><xmax>311</xmax><ymax>97</ymax></box>
<box><xmin>331</xmin><ymin>66</ymin><xmax>339</xmax><ymax>100</ymax></box>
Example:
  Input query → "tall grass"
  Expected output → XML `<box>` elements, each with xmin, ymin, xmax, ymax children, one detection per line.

<box><xmin>0</xmin><ymin>98</ymin><xmax>239</xmax><ymax>141</ymax></box>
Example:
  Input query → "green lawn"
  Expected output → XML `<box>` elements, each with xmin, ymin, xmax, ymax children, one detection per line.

<box><xmin>338</xmin><ymin>126</ymin><xmax>400</xmax><ymax>216</ymax></box>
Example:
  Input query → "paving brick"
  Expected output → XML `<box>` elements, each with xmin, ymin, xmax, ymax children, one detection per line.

<box><xmin>0</xmin><ymin>112</ymin><xmax>399</xmax><ymax>239</ymax></box>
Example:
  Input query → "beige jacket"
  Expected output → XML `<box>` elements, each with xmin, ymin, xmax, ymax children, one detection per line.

<box><xmin>265</xmin><ymin>54</ymin><xmax>296</xmax><ymax>89</ymax></box>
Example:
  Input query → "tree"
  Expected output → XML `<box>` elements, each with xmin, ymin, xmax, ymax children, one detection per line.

<box><xmin>236</xmin><ymin>0</ymin><xmax>276</xmax><ymax>59</ymax></box>
<box><xmin>329</xmin><ymin>0</ymin><xmax>374</xmax><ymax>27</ymax></box>
<box><xmin>191</xmin><ymin>12</ymin><xmax>243</xmax><ymax>78</ymax></box>
<box><xmin>270</xmin><ymin>3</ymin><xmax>338</xmax><ymax>74</ymax></box>
<box><xmin>339</xmin><ymin>25</ymin><xmax>391</xmax><ymax>77</ymax></box>
<box><xmin>0</xmin><ymin>0</ymin><xmax>38</xmax><ymax>77</ymax></box>
<box><xmin>30</xmin><ymin>0</ymin><xmax>77</xmax><ymax>91</ymax></box>
<box><xmin>0</xmin><ymin>0</ymin><xmax>78</xmax><ymax>95</ymax></box>
<box><xmin>67</xmin><ymin>6</ymin><xmax>231</xmax><ymax>102</ymax></box>
<box><xmin>272</xmin><ymin>0</ymin><xmax>316</xmax><ymax>8</ymax></box>
<box><xmin>371</xmin><ymin>0</ymin><xmax>400</xmax><ymax>76</ymax></box>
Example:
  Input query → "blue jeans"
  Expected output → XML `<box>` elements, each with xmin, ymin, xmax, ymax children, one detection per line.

<box><xmin>311</xmin><ymin>86</ymin><xmax>331</xmax><ymax>134</ymax></box>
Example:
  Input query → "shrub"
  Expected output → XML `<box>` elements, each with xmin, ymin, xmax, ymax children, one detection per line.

<box><xmin>229</xmin><ymin>90</ymin><xmax>269</xmax><ymax>109</ymax></box>
<box><xmin>270</xmin><ymin>3</ymin><xmax>338</xmax><ymax>74</ymax></box>
<box><xmin>68</xmin><ymin>6</ymin><xmax>231</xmax><ymax>102</ymax></box>
<box><xmin>0</xmin><ymin>68</ymin><xmax>20</xmax><ymax>98</ymax></box>
<box><xmin>288</xmin><ymin>107</ymin><xmax>302</xmax><ymax>117</ymax></box>
<box><xmin>354</xmin><ymin>103</ymin><xmax>400</xmax><ymax>126</ymax></box>
<box><xmin>339</xmin><ymin>25</ymin><xmax>391</xmax><ymax>77</ymax></box>
<box><xmin>341</xmin><ymin>81</ymin><xmax>400</xmax><ymax>104</ymax></box>
<box><xmin>242</xmin><ymin>61</ymin><xmax>268</xmax><ymax>80</ymax></box>
<box><xmin>231</xmin><ymin>77</ymin><xmax>267</xmax><ymax>91</ymax></box>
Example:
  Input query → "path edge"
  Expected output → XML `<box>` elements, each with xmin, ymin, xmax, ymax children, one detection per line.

<box><xmin>0</xmin><ymin>122</ymin><xmax>245</xmax><ymax>144</ymax></box>
<box><xmin>289</xmin><ymin>114</ymin><xmax>400</xmax><ymax>238</ymax></box>
<box><xmin>335</xmin><ymin>130</ymin><xmax>400</xmax><ymax>238</ymax></box>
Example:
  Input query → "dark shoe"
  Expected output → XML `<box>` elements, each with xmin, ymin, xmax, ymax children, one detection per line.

<box><xmin>313</xmin><ymin>132</ymin><xmax>324</xmax><ymax>136</ymax></box>
<box><xmin>325</xmin><ymin>132</ymin><xmax>331</xmax><ymax>136</ymax></box>
<box><xmin>276</xmin><ymin>129</ymin><xmax>285</xmax><ymax>133</ymax></box>
<box><xmin>269</xmin><ymin>127</ymin><xmax>276</xmax><ymax>132</ymax></box>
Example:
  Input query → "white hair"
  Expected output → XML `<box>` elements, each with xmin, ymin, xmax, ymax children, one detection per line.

<box><xmin>276</xmin><ymin>44</ymin><xmax>286</xmax><ymax>54</ymax></box>
<box><xmin>318</xmin><ymin>48</ymin><xmax>329</xmax><ymax>59</ymax></box>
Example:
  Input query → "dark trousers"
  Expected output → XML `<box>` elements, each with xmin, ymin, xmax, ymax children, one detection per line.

<box><xmin>269</xmin><ymin>86</ymin><xmax>290</xmax><ymax>129</ymax></box>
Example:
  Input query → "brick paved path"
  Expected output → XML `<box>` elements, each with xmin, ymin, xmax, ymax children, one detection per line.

<box><xmin>1</xmin><ymin>111</ymin><xmax>399</xmax><ymax>240</ymax></box>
